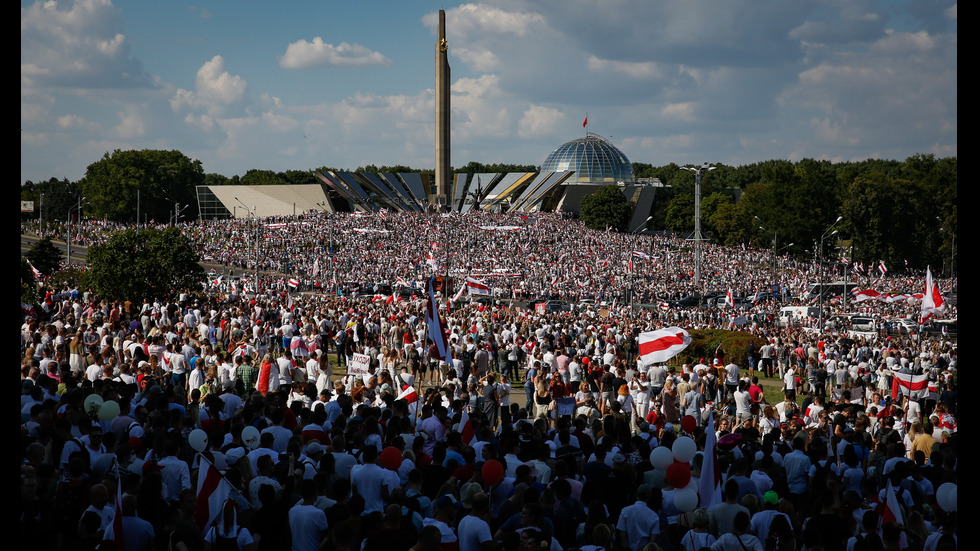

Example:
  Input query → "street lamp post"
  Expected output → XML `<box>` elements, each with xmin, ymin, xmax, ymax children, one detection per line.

<box><xmin>235</xmin><ymin>197</ymin><xmax>260</xmax><ymax>294</ymax></box>
<box><xmin>817</xmin><ymin>216</ymin><xmax>843</xmax><ymax>331</ymax></box>
<box><xmin>631</xmin><ymin>215</ymin><xmax>653</xmax><ymax>234</ymax></box>
<box><xmin>67</xmin><ymin>196</ymin><xmax>86</xmax><ymax>264</ymax></box>
<box><xmin>680</xmin><ymin>163</ymin><xmax>715</xmax><ymax>298</ymax></box>
<box><xmin>316</xmin><ymin>201</ymin><xmax>337</xmax><ymax>294</ymax></box>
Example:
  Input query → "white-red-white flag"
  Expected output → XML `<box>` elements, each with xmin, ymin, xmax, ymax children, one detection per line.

<box><xmin>466</xmin><ymin>276</ymin><xmax>491</xmax><ymax>296</ymax></box>
<box><xmin>875</xmin><ymin>479</ymin><xmax>904</xmax><ymax>525</ymax></box>
<box><xmin>920</xmin><ymin>266</ymin><xmax>945</xmax><ymax>323</ymax></box>
<box><xmin>891</xmin><ymin>371</ymin><xmax>929</xmax><ymax>401</ymax></box>
<box><xmin>725</xmin><ymin>289</ymin><xmax>734</xmax><ymax>308</ymax></box>
<box><xmin>288</xmin><ymin>278</ymin><xmax>300</xmax><ymax>288</ymax></box>
<box><xmin>698</xmin><ymin>406</ymin><xmax>722</xmax><ymax>509</ymax></box>
<box><xmin>111</xmin><ymin>462</ymin><xmax>125</xmax><ymax>551</ymax></box>
<box><xmin>396</xmin><ymin>384</ymin><xmax>418</xmax><ymax>404</ymax></box>
<box><xmin>425</xmin><ymin>278</ymin><xmax>450</xmax><ymax>361</ymax></box>
<box><xmin>458</xmin><ymin>407</ymin><xmax>474</xmax><ymax>446</ymax></box>
<box><xmin>637</xmin><ymin>327</ymin><xmax>692</xmax><ymax>367</ymax></box>
<box><xmin>195</xmin><ymin>454</ymin><xmax>236</xmax><ymax>531</ymax></box>
<box><xmin>852</xmin><ymin>289</ymin><xmax>881</xmax><ymax>302</ymax></box>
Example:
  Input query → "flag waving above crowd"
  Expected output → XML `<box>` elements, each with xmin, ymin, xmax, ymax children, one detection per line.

<box><xmin>637</xmin><ymin>326</ymin><xmax>692</xmax><ymax>366</ymax></box>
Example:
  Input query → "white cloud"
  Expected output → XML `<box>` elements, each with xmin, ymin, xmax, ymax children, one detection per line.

<box><xmin>171</xmin><ymin>56</ymin><xmax>247</xmax><ymax>121</ymax></box>
<box><xmin>660</xmin><ymin>103</ymin><xmax>696</xmax><ymax>121</ymax></box>
<box><xmin>279</xmin><ymin>37</ymin><xmax>391</xmax><ymax>69</ymax></box>
<box><xmin>20</xmin><ymin>0</ymin><xmax>153</xmax><ymax>89</ymax></box>
<box><xmin>518</xmin><ymin>105</ymin><xmax>563</xmax><ymax>137</ymax></box>
<box><xmin>114</xmin><ymin>107</ymin><xmax>145</xmax><ymax>139</ymax></box>
<box><xmin>587</xmin><ymin>56</ymin><xmax>663</xmax><ymax>80</ymax></box>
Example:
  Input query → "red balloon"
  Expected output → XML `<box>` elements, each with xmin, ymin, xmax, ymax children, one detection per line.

<box><xmin>380</xmin><ymin>446</ymin><xmax>403</xmax><ymax>471</ymax></box>
<box><xmin>666</xmin><ymin>461</ymin><xmax>691</xmax><ymax>489</ymax></box>
<box><xmin>482</xmin><ymin>459</ymin><xmax>504</xmax><ymax>486</ymax></box>
<box><xmin>681</xmin><ymin>415</ymin><xmax>697</xmax><ymax>434</ymax></box>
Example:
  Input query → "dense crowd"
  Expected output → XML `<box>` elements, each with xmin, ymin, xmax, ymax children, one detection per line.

<box><xmin>20</xmin><ymin>211</ymin><xmax>957</xmax><ymax>551</ymax></box>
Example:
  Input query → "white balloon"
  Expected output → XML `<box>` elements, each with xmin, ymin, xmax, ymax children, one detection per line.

<box><xmin>84</xmin><ymin>394</ymin><xmax>104</xmax><ymax>415</ymax></box>
<box><xmin>98</xmin><ymin>400</ymin><xmax>119</xmax><ymax>421</ymax></box>
<box><xmin>242</xmin><ymin>426</ymin><xmax>260</xmax><ymax>449</ymax></box>
<box><xmin>936</xmin><ymin>483</ymin><xmax>957</xmax><ymax>512</ymax></box>
<box><xmin>674</xmin><ymin>487</ymin><xmax>699</xmax><ymax>512</ymax></box>
<box><xmin>188</xmin><ymin>429</ymin><xmax>209</xmax><ymax>452</ymax></box>
<box><xmin>672</xmin><ymin>436</ymin><xmax>697</xmax><ymax>463</ymax></box>
<box><xmin>650</xmin><ymin>446</ymin><xmax>675</xmax><ymax>470</ymax></box>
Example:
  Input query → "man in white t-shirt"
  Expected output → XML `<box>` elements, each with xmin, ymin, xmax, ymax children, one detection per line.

<box><xmin>724</xmin><ymin>362</ymin><xmax>740</xmax><ymax>401</ymax></box>
<box><xmin>289</xmin><ymin>478</ymin><xmax>329</xmax><ymax>551</ymax></box>
<box><xmin>348</xmin><ymin>445</ymin><xmax>398</xmax><ymax>515</ymax></box>
<box><xmin>457</xmin><ymin>492</ymin><xmax>493</xmax><ymax>551</ymax></box>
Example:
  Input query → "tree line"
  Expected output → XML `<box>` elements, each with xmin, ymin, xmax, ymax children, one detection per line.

<box><xmin>21</xmin><ymin>149</ymin><xmax>956</xmax><ymax>272</ymax></box>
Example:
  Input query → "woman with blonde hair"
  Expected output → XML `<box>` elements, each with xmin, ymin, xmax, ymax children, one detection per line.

<box><xmin>69</xmin><ymin>329</ymin><xmax>86</xmax><ymax>376</ymax></box>
<box><xmin>660</xmin><ymin>379</ymin><xmax>679</xmax><ymax>424</ymax></box>
<box><xmin>534</xmin><ymin>380</ymin><xmax>553</xmax><ymax>425</ymax></box>
<box><xmin>680</xmin><ymin>507</ymin><xmax>716</xmax><ymax>551</ymax></box>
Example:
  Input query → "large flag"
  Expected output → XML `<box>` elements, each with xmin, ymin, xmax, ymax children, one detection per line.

<box><xmin>425</xmin><ymin>278</ymin><xmax>450</xmax><ymax>361</ymax></box>
<box><xmin>111</xmin><ymin>462</ymin><xmax>125</xmax><ymax>551</ymax></box>
<box><xmin>875</xmin><ymin>479</ymin><xmax>904</xmax><ymax>525</ymax></box>
<box><xmin>852</xmin><ymin>289</ymin><xmax>881</xmax><ymax>302</ymax></box>
<box><xmin>698</xmin><ymin>409</ymin><xmax>722</xmax><ymax>509</ymax></box>
<box><xmin>290</xmin><ymin>338</ymin><xmax>309</xmax><ymax>357</ymax></box>
<box><xmin>725</xmin><ymin>289</ymin><xmax>734</xmax><ymax>308</ymax></box>
<box><xmin>920</xmin><ymin>266</ymin><xmax>945</xmax><ymax>323</ymax></box>
<box><xmin>630</xmin><ymin>250</ymin><xmax>650</xmax><ymax>260</ymax></box>
<box><xmin>637</xmin><ymin>327</ymin><xmax>692</xmax><ymax>367</ymax></box>
<box><xmin>195</xmin><ymin>454</ymin><xmax>236</xmax><ymax>531</ymax></box>
<box><xmin>287</xmin><ymin>278</ymin><xmax>300</xmax><ymax>288</ymax></box>
<box><xmin>891</xmin><ymin>371</ymin><xmax>929</xmax><ymax>401</ymax></box>
<box><xmin>396</xmin><ymin>384</ymin><xmax>418</xmax><ymax>404</ymax></box>
<box><xmin>466</xmin><ymin>276</ymin><xmax>491</xmax><ymax>296</ymax></box>
<box><xmin>458</xmin><ymin>407</ymin><xmax>475</xmax><ymax>446</ymax></box>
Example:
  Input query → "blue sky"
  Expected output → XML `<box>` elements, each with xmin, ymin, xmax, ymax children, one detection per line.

<box><xmin>21</xmin><ymin>0</ymin><xmax>957</xmax><ymax>184</ymax></box>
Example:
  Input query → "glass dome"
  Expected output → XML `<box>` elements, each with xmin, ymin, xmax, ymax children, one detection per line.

<box><xmin>540</xmin><ymin>133</ymin><xmax>634</xmax><ymax>183</ymax></box>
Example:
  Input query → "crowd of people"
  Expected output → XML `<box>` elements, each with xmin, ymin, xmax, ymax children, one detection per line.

<box><xmin>20</xmin><ymin>210</ymin><xmax>957</xmax><ymax>551</ymax></box>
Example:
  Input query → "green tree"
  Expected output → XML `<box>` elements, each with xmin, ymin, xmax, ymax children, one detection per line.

<box><xmin>78</xmin><ymin>149</ymin><xmax>204</xmax><ymax>223</ymax></box>
<box><xmin>664</xmin><ymin>193</ymin><xmax>694</xmax><ymax>233</ymax></box>
<box><xmin>21</xmin><ymin>177</ymin><xmax>79</xmax><ymax>223</ymax></box>
<box><xmin>579</xmin><ymin>185</ymin><xmax>634</xmax><ymax>232</ymax></box>
<box><xmin>21</xmin><ymin>257</ymin><xmax>39</xmax><ymax>307</ymax></box>
<box><xmin>239</xmin><ymin>169</ymin><xmax>289</xmax><ymax>186</ymax></box>
<box><xmin>85</xmin><ymin>227</ymin><xmax>205</xmax><ymax>302</ymax></box>
<box><xmin>25</xmin><ymin>237</ymin><xmax>63</xmax><ymax>276</ymax></box>
<box><xmin>711</xmin><ymin>201</ymin><xmax>753</xmax><ymax>246</ymax></box>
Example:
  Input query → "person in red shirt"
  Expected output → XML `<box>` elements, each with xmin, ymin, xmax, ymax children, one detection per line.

<box><xmin>748</xmin><ymin>376</ymin><xmax>765</xmax><ymax>405</ymax></box>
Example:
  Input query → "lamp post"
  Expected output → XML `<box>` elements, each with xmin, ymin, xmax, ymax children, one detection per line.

<box><xmin>680</xmin><ymin>163</ymin><xmax>715</xmax><ymax>289</ymax></box>
<box><xmin>317</xmin><ymin>201</ymin><xmax>337</xmax><ymax>294</ymax></box>
<box><xmin>235</xmin><ymin>197</ymin><xmax>260</xmax><ymax>294</ymax></box>
<box><xmin>817</xmin><ymin>216</ymin><xmax>843</xmax><ymax>331</ymax></box>
<box><xmin>631</xmin><ymin>215</ymin><xmax>653</xmax><ymax>234</ymax></box>
<box><xmin>66</xmin><ymin>196</ymin><xmax>86</xmax><ymax>264</ymax></box>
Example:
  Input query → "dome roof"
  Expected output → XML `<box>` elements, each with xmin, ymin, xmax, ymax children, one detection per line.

<box><xmin>540</xmin><ymin>133</ymin><xmax>634</xmax><ymax>183</ymax></box>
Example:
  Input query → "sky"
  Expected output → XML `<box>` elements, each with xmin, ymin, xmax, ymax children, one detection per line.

<box><xmin>21</xmin><ymin>0</ymin><xmax>957</xmax><ymax>184</ymax></box>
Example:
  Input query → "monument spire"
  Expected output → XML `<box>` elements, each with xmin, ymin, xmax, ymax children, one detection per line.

<box><xmin>434</xmin><ymin>9</ymin><xmax>451</xmax><ymax>210</ymax></box>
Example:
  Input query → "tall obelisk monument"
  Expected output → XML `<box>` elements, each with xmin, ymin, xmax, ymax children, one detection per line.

<box><xmin>434</xmin><ymin>9</ymin><xmax>450</xmax><ymax>210</ymax></box>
